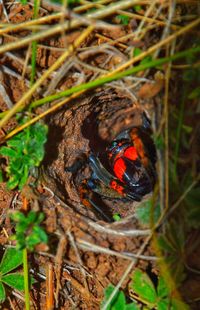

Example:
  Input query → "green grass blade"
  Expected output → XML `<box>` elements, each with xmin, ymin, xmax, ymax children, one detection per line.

<box><xmin>30</xmin><ymin>45</ymin><xmax>200</xmax><ymax>109</ymax></box>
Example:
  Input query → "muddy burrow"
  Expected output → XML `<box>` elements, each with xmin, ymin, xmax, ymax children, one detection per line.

<box><xmin>43</xmin><ymin>89</ymin><xmax>154</xmax><ymax>222</ymax></box>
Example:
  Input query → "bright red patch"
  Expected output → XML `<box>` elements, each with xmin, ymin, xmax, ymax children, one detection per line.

<box><xmin>124</xmin><ymin>146</ymin><xmax>138</xmax><ymax>161</ymax></box>
<box><xmin>113</xmin><ymin>158</ymin><xmax>126</xmax><ymax>182</ymax></box>
<box><xmin>110</xmin><ymin>180</ymin><xmax>124</xmax><ymax>195</ymax></box>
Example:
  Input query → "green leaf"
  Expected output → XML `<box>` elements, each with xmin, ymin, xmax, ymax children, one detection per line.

<box><xmin>6</xmin><ymin>176</ymin><xmax>19</xmax><ymax>189</ymax></box>
<box><xmin>133</xmin><ymin>47</ymin><xmax>142</xmax><ymax>57</ymax></box>
<box><xmin>1</xmin><ymin>120</ymin><xmax>48</xmax><ymax>190</ymax></box>
<box><xmin>20</xmin><ymin>0</ymin><xmax>28</xmax><ymax>4</ymax></box>
<box><xmin>157</xmin><ymin>277</ymin><xmax>169</xmax><ymax>298</ymax></box>
<box><xmin>117</xmin><ymin>14</ymin><xmax>130</xmax><ymax>25</ymax></box>
<box><xmin>154</xmin><ymin>135</ymin><xmax>164</xmax><ymax>150</ymax></box>
<box><xmin>182</xmin><ymin>124</ymin><xmax>193</xmax><ymax>134</ymax></box>
<box><xmin>33</xmin><ymin>226</ymin><xmax>48</xmax><ymax>243</ymax></box>
<box><xmin>18</xmin><ymin>164</ymin><xmax>29</xmax><ymax>189</ymax></box>
<box><xmin>112</xmin><ymin>291</ymin><xmax>126</xmax><ymax>310</ymax></box>
<box><xmin>10</xmin><ymin>211</ymin><xmax>26</xmax><ymax>222</ymax></box>
<box><xmin>140</xmin><ymin>55</ymin><xmax>152</xmax><ymax>66</ymax></box>
<box><xmin>0</xmin><ymin>169</ymin><xmax>3</xmax><ymax>182</ymax></box>
<box><xmin>0</xmin><ymin>248</ymin><xmax>23</xmax><ymax>275</ymax></box>
<box><xmin>131</xmin><ymin>269</ymin><xmax>157</xmax><ymax>304</ymax></box>
<box><xmin>27</xmin><ymin>210</ymin><xmax>38</xmax><ymax>223</ymax></box>
<box><xmin>0</xmin><ymin>282</ymin><xmax>5</xmax><ymax>303</ymax></box>
<box><xmin>125</xmin><ymin>302</ymin><xmax>140</xmax><ymax>310</ymax></box>
<box><xmin>133</xmin><ymin>5</ymin><xmax>142</xmax><ymax>12</ymax></box>
<box><xmin>7</xmin><ymin>139</ymin><xmax>23</xmax><ymax>149</ymax></box>
<box><xmin>36</xmin><ymin>212</ymin><xmax>45</xmax><ymax>224</ymax></box>
<box><xmin>157</xmin><ymin>299</ymin><xmax>170</xmax><ymax>310</ymax></box>
<box><xmin>101</xmin><ymin>285</ymin><xmax>122</xmax><ymax>310</ymax></box>
<box><xmin>2</xmin><ymin>273</ymin><xmax>24</xmax><ymax>291</ymax></box>
<box><xmin>157</xmin><ymin>235</ymin><xmax>175</xmax><ymax>253</ymax></box>
<box><xmin>0</xmin><ymin>146</ymin><xmax>17</xmax><ymax>158</ymax></box>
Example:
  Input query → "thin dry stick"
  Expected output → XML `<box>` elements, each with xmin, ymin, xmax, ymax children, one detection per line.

<box><xmin>0</xmin><ymin>0</ymin><xmax>9</xmax><ymax>22</ymax></box>
<box><xmin>87</xmin><ymin>221</ymin><xmax>150</xmax><ymax>237</ymax></box>
<box><xmin>134</xmin><ymin>0</ymin><xmax>158</xmax><ymax>39</ymax></box>
<box><xmin>0</xmin><ymin>0</ymin><xmax>138</xmax><ymax>55</ymax></box>
<box><xmin>110</xmin><ymin>17</ymin><xmax>200</xmax><ymax>74</ymax></box>
<box><xmin>63</xmin><ymin>271</ymin><xmax>97</xmax><ymax>302</ymax></box>
<box><xmin>118</xmin><ymin>10</ymin><xmax>180</xmax><ymax>30</ymax></box>
<box><xmin>0</xmin><ymin>83</ymin><xmax>13</xmax><ymax>109</ymax></box>
<box><xmin>77</xmin><ymin>239</ymin><xmax>157</xmax><ymax>261</ymax></box>
<box><xmin>154</xmin><ymin>0</ymin><xmax>176</xmax><ymax>59</ymax></box>
<box><xmin>75</xmin><ymin>0</ymin><xmax>113</xmax><ymax>13</ymax></box>
<box><xmin>0</xmin><ymin>12</ymin><xmax>66</xmax><ymax>35</ymax></box>
<box><xmin>3</xmin><ymin>90</ymin><xmax>85</xmax><ymax>140</ymax></box>
<box><xmin>7</xmin><ymin>297</ymin><xmax>16</xmax><ymax>310</ymax></box>
<box><xmin>66</xmin><ymin>230</ymin><xmax>89</xmax><ymax>296</ymax></box>
<box><xmin>46</xmin><ymin>262</ymin><xmax>54</xmax><ymax>310</ymax></box>
<box><xmin>22</xmin><ymin>43</ymin><xmax>32</xmax><ymax>80</ymax></box>
<box><xmin>0</xmin><ymin>25</ymin><xmax>94</xmax><ymax>129</ymax></box>
<box><xmin>54</xmin><ymin>234</ymin><xmax>67</xmax><ymax>307</ymax></box>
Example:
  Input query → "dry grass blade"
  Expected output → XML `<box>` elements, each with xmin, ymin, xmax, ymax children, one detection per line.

<box><xmin>0</xmin><ymin>12</ymin><xmax>66</xmax><ymax>35</ymax></box>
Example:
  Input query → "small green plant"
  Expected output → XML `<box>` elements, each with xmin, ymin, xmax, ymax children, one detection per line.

<box><xmin>113</xmin><ymin>213</ymin><xmax>121</xmax><ymax>221</ymax></box>
<box><xmin>0</xmin><ymin>120</ymin><xmax>48</xmax><ymax>190</ymax></box>
<box><xmin>10</xmin><ymin>210</ymin><xmax>48</xmax><ymax>251</ymax></box>
<box><xmin>101</xmin><ymin>284</ymin><xmax>138</xmax><ymax>310</ymax></box>
<box><xmin>101</xmin><ymin>269</ymin><xmax>188</xmax><ymax>310</ymax></box>
<box><xmin>130</xmin><ymin>269</ymin><xmax>188</xmax><ymax>309</ymax></box>
<box><xmin>10</xmin><ymin>210</ymin><xmax>48</xmax><ymax>310</ymax></box>
<box><xmin>0</xmin><ymin>248</ymin><xmax>24</xmax><ymax>303</ymax></box>
<box><xmin>116</xmin><ymin>14</ymin><xmax>130</xmax><ymax>26</ymax></box>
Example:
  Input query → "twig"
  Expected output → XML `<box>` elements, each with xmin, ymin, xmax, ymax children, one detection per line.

<box><xmin>77</xmin><ymin>238</ymin><xmax>157</xmax><ymax>261</ymax></box>
<box><xmin>0</xmin><ymin>80</ymin><xmax>14</xmax><ymax>109</ymax></box>
<box><xmin>66</xmin><ymin>230</ymin><xmax>89</xmax><ymax>296</ymax></box>
<box><xmin>0</xmin><ymin>0</ymin><xmax>9</xmax><ymax>22</ymax></box>
<box><xmin>46</xmin><ymin>263</ymin><xmax>54</xmax><ymax>310</ymax></box>
<box><xmin>87</xmin><ymin>220</ymin><xmax>150</xmax><ymax>237</ymax></box>
<box><xmin>54</xmin><ymin>233</ymin><xmax>67</xmax><ymax>307</ymax></box>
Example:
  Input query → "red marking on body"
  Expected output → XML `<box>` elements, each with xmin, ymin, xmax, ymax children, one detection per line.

<box><xmin>110</xmin><ymin>180</ymin><xmax>124</xmax><ymax>195</ymax></box>
<box><xmin>130</xmin><ymin>128</ymin><xmax>149</xmax><ymax>167</ymax></box>
<box><xmin>113</xmin><ymin>158</ymin><xmax>126</xmax><ymax>182</ymax></box>
<box><xmin>79</xmin><ymin>182</ymin><xmax>93</xmax><ymax>208</ymax></box>
<box><xmin>124</xmin><ymin>146</ymin><xmax>138</xmax><ymax>161</ymax></box>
